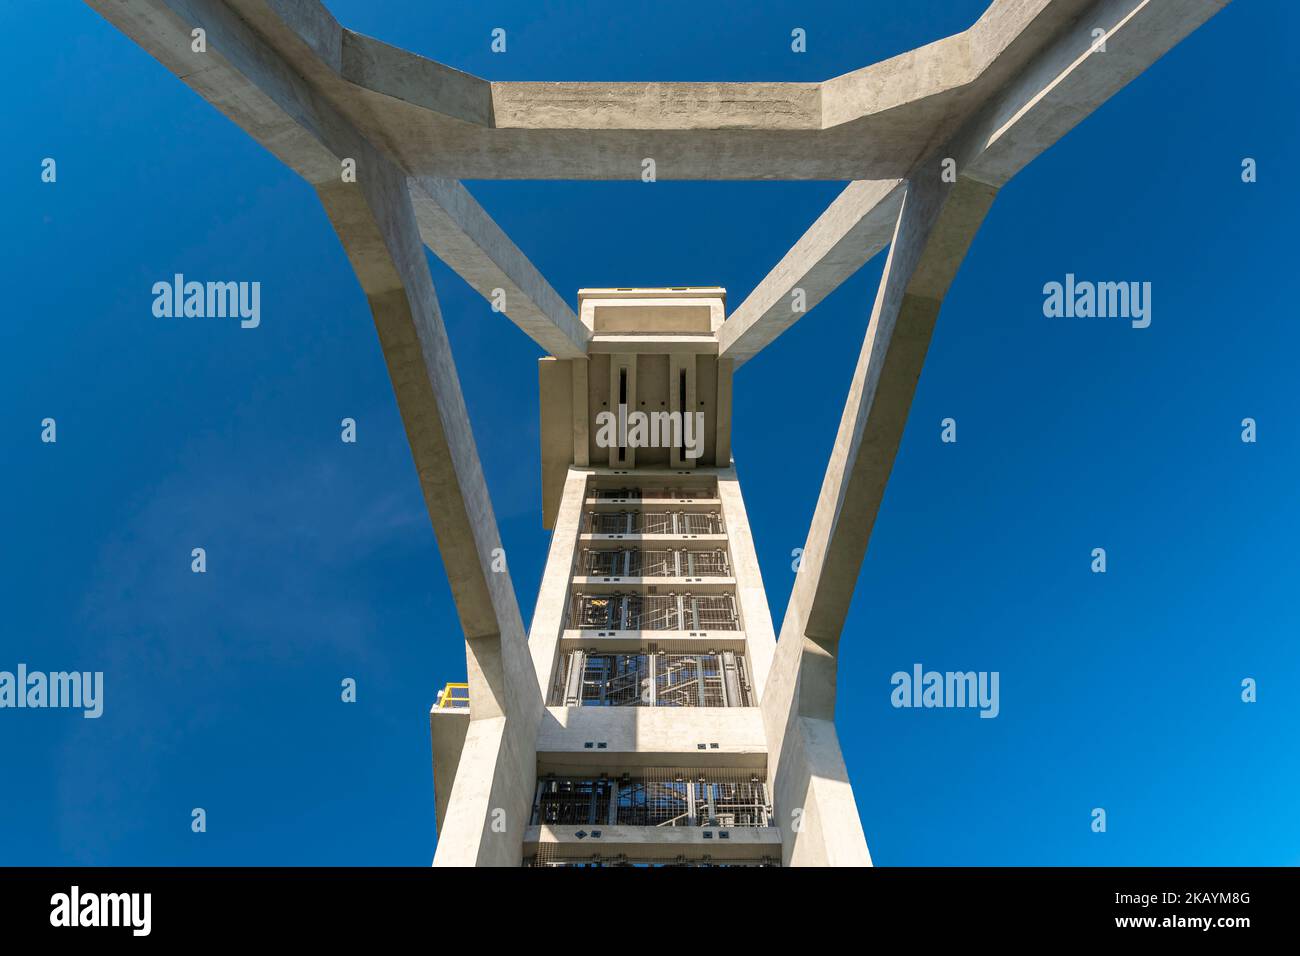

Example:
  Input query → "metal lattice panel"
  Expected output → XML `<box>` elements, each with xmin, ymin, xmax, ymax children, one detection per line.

<box><xmin>691</xmin><ymin>594</ymin><xmax>739</xmax><ymax>629</ymax></box>
<box><xmin>678</xmin><ymin>512</ymin><xmax>724</xmax><ymax>534</ymax></box>
<box><xmin>525</xmin><ymin>848</ymin><xmax>780</xmax><ymax>868</ymax></box>
<box><xmin>532</xmin><ymin>777</ymin><xmax>614</xmax><ymax>826</ymax></box>
<box><xmin>592</xmin><ymin>487</ymin><xmax>712</xmax><ymax>501</ymax></box>
<box><xmin>568</xmin><ymin>593</ymin><xmax>739</xmax><ymax>630</ymax></box>
<box><xmin>582</xmin><ymin>511</ymin><xmax>725</xmax><ymax>535</ymax></box>
<box><xmin>532</xmin><ymin>770</ymin><xmax>771</xmax><ymax>828</ymax></box>
<box><xmin>578</xmin><ymin>548</ymin><xmax>730</xmax><ymax>577</ymax></box>
<box><xmin>551</xmin><ymin>651</ymin><xmax>751</xmax><ymax>707</ymax></box>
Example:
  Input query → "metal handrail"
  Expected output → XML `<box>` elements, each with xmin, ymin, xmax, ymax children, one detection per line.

<box><xmin>435</xmin><ymin>681</ymin><xmax>470</xmax><ymax>709</ymax></box>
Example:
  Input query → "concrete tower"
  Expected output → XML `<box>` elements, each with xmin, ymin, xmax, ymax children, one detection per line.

<box><xmin>432</xmin><ymin>287</ymin><xmax>856</xmax><ymax>866</ymax></box>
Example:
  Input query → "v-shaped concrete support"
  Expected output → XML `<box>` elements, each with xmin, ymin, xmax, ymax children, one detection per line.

<box><xmin>760</xmin><ymin>169</ymin><xmax>997</xmax><ymax>866</ymax></box>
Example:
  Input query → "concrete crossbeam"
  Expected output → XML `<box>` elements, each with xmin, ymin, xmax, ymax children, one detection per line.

<box><xmin>92</xmin><ymin>0</ymin><xmax>1105</xmax><ymax>181</ymax></box>
<box><xmin>537</xmin><ymin>707</ymin><xmax>768</xmax><ymax>771</ymax></box>
<box><xmin>525</xmin><ymin>825</ymin><xmax>782</xmax><ymax>856</ymax></box>
<box><xmin>320</xmin><ymin>0</ymin><xmax>1095</xmax><ymax>180</ymax></box>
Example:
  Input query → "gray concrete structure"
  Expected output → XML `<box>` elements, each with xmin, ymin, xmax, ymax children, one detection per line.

<box><xmin>85</xmin><ymin>0</ymin><xmax>1230</xmax><ymax>865</ymax></box>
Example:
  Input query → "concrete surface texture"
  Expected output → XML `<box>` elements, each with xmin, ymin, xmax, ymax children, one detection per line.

<box><xmin>83</xmin><ymin>0</ymin><xmax>1232</xmax><ymax>866</ymax></box>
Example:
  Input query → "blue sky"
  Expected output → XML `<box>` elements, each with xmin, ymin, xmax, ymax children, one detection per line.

<box><xmin>2</xmin><ymin>0</ymin><xmax>1296</xmax><ymax>866</ymax></box>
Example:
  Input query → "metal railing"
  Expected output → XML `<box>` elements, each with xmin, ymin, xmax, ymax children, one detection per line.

<box><xmin>435</xmin><ymin>682</ymin><xmax>469</xmax><ymax>709</ymax></box>
<box><xmin>569</xmin><ymin>593</ymin><xmax>740</xmax><ymax>630</ymax></box>
<box><xmin>532</xmin><ymin>770</ymin><xmax>772</xmax><ymax>828</ymax></box>
<box><xmin>551</xmin><ymin>651</ymin><xmax>751</xmax><ymax>707</ymax></box>
<box><xmin>577</xmin><ymin>548</ymin><xmax>730</xmax><ymax>577</ymax></box>
<box><xmin>525</xmin><ymin>849</ymin><xmax>780</xmax><ymax>868</ymax></box>
<box><xmin>584</xmin><ymin>510</ymin><xmax>725</xmax><ymax>535</ymax></box>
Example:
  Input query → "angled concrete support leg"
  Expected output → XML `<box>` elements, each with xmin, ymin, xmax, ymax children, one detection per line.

<box><xmin>410</xmin><ymin>178</ymin><xmax>589</xmax><ymax>359</ymax></box>
<box><xmin>315</xmin><ymin>145</ymin><xmax>542</xmax><ymax>865</ymax></box>
<box><xmin>762</xmin><ymin>170</ymin><xmax>998</xmax><ymax>865</ymax></box>
<box><xmin>719</xmin><ymin>179</ymin><xmax>905</xmax><ymax>366</ymax></box>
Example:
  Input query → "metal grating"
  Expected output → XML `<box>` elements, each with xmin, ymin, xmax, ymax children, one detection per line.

<box><xmin>578</xmin><ymin>548</ymin><xmax>730</xmax><ymax>577</ymax></box>
<box><xmin>525</xmin><ymin>847</ymin><xmax>780</xmax><ymax>867</ymax></box>
<box><xmin>583</xmin><ymin>510</ymin><xmax>725</xmax><ymax>535</ymax></box>
<box><xmin>532</xmin><ymin>770</ymin><xmax>771</xmax><ymax>828</ymax></box>
<box><xmin>552</xmin><ymin>651</ymin><xmax>751</xmax><ymax>707</ymax></box>
<box><xmin>532</xmin><ymin>776</ymin><xmax>613</xmax><ymax>825</ymax></box>
<box><xmin>592</xmin><ymin>487</ymin><xmax>712</xmax><ymax>501</ymax></box>
<box><xmin>568</xmin><ymin>593</ymin><xmax>739</xmax><ymax>631</ymax></box>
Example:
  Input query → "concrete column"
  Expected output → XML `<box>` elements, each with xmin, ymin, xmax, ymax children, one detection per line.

<box><xmin>716</xmin><ymin>467</ymin><xmax>776</xmax><ymax>700</ymax></box>
<box><xmin>763</xmin><ymin>170</ymin><xmax>997</xmax><ymax>865</ymax></box>
<box><xmin>528</xmin><ymin>468</ymin><xmax>590</xmax><ymax>700</ymax></box>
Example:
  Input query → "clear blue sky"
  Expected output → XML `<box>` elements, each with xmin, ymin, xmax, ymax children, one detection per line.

<box><xmin>2</xmin><ymin>0</ymin><xmax>1296</xmax><ymax>866</ymax></box>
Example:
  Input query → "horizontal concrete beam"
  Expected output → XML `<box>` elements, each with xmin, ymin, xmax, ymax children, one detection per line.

<box><xmin>127</xmin><ymin>0</ymin><xmax>1098</xmax><ymax>181</ymax></box>
<box><xmin>90</xmin><ymin>0</ymin><xmax>1229</xmax><ymax>183</ymax></box>
<box><xmin>537</xmin><ymin>706</ymin><xmax>768</xmax><ymax>773</ymax></box>
<box><xmin>525</xmin><ymin>825</ymin><xmax>782</xmax><ymax>857</ymax></box>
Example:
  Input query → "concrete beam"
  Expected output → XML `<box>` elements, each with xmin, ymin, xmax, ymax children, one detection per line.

<box><xmin>93</xmin><ymin>0</ymin><xmax>538</xmax><ymax>717</ymax></box>
<box><xmin>91</xmin><ymin>0</ymin><xmax>1105</xmax><ymax>182</ymax></box>
<box><xmin>86</xmin><ymin>1</ymin><xmax>585</xmax><ymax>361</ymax></box>
<box><xmin>316</xmin><ymin>150</ymin><xmax>541</xmax><ymax>721</ymax></box>
<box><xmin>955</xmin><ymin>0</ymin><xmax>1230</xmax><ymax>186</ymax></box>
<box><xmin>718</xmin><ymin>180</ymin><xmax>905</xmax><ymax>366</ymax></box>
<box><xmin>90</xmin><ymin>1</ymin><xmax>1229</xmax><ymax>183</ymax></box>
<box><xmin>527</xmin><ymin>468</ymin><xmax>590</xmax><ymax>701</ymax></box>
<box><xmin>774</xmin><ymin>171</ymin><xmax>995</xmax><ymax>718</ymax></box>
<box><xmin>537</xmin><ymin>706</ymin><xmax>768</xmax><ymax>772</ymax></box>
<box><xmin>433</xmin><ymin>715</ymin><xmax>538</xmax><ymax>866</ymax></box>
<box><xmin>761</xmin><ymin>171</ymin><xmax>997</xmax><ymax>865</ymax></box>
<box><xmin>525</xmin><ymin>825</ymin><xmax>782</xmax><ymax>860</ymax></box>
<box><xmin>721</xmin><ymin>0</ymin><xmax>1229</xmax><ymax>367</ymax></box>
<box><xmin>409</xmin><ymin>178</ymin><xmax>588</xmax><ymax>359</ymax></box>
<box><xmin>318</xmin><ymin>144</ymin><xmax>543</xmax><ymax>865</ymax></box>
<box><xmin>340</xmin><ymin>0</ymin><xmax>1096</xmax><ymax>180</ymax></box>
<box><xmin>83</xmin><ymin>0</ymin><xmax>354</xmax><ymax>183</ymax></box>
<box><xmin>429</xmin><ymin>707</ymin><xmax>470</xmax><ymax>836</ymax></box>
<box><xmin>716</xmin><ymin>469</ymin><xmax>776</xmax><ymax>701</ymax></box>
